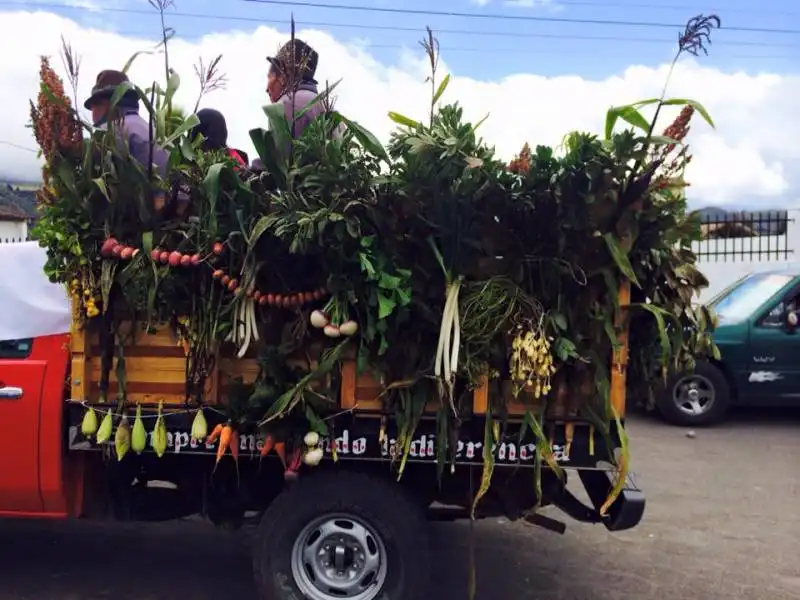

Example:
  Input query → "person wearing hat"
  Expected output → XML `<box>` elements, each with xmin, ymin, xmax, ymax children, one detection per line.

<box><xmin>190</xmin><ymin>108</ymin><xmax>249</xmax><ymax>169</ymax></box>
<box><xmin>84</xmin><ymin>70</ymin><xmax>169</xmax><ymax>189</ymax></box>
<box><xmin>266</xmin><ymin>38</ymin><xmax>338</xmax><ymax>144</ymax></box>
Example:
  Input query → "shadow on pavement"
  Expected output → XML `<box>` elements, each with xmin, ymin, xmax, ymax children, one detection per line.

<box><xmin>0</xmin><ymin>517</ymin><xmax>588</xmax><ymax>600</ymax></box>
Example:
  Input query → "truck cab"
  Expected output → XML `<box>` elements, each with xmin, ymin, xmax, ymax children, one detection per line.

<box><xmin>657</xmin><ymin>268</ymin><xmax>800</xmax><ymax>426</ymax></box>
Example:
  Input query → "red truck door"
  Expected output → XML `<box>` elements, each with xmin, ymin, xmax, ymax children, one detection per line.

<box><xmin>0</xmin><ymin>337</ymin><xmax>46</xmax><ymax>514</ymax></box>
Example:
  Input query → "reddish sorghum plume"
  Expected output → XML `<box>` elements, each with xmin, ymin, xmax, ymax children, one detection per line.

<box><xmin>30</xmin><ymin>56</ymin><xmax>82</xmax><ymax>162</ymax></box>
<box><xmin>660</xmin><ymin>105</ymin><xmax>694</xmax><ymax>156</ymax></box>
<box><xmin>651</xmin><ymin>106</ymin><xmax>696</xmax><ymax>194</ymax></box>
<box><xmin>508</xmin><ymin>142</ymin><xmax>532</xmax><ymax>174</ymax></box>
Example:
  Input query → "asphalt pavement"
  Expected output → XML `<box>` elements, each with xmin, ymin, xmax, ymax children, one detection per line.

<box><xmin>1</xmin><ymin>409</ymin><xmax>799</xmax><ymax>600</ymax></box>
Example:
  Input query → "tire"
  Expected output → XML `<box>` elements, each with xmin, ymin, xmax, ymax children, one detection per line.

<box><xmin>656</xmin><ymin>361</ymin><xmax>731</xmax><ymax>427</ymax></box>
<box><xmin>253</xmin><ymin>470</ymin><xmax>431</xmax><ymax>600</ymax></box>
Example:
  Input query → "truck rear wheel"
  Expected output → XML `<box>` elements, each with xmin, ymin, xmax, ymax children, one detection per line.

<box><xmin>252</xmin><ymin>470</ymin><xmax>431</xmax><ymax>600</ymax></box>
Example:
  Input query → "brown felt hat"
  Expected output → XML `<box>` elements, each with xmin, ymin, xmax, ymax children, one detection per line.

<box><xmin>267</xmin><ymin>39</ymin><xmax>318</xmax><ymax>84</ymax></box>
<box><xmin>83</xmin><ymin>70</ymin><xmax>130</xmax><ymax>109</ymax></box>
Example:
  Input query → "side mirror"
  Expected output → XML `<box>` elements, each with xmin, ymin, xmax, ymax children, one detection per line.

<box><xmin>783</xmin><ymin>309</ymin><xmax>798</xmax><ymax>333</ymax></box>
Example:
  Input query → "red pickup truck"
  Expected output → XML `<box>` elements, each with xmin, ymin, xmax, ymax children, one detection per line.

<box><xmin>0</xmin><ymin>242</ymin><xmax>644</xmax><ymax>600</ymax></box>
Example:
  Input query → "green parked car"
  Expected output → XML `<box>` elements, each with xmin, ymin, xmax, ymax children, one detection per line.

<box><xmin>657</xmin><ymin>268</ymin><xmax>800</xmax><ymax>426</ymax></box>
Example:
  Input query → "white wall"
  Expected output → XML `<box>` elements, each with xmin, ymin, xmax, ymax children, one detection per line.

<box><xmin>0</xmin><ymin>220</ymin><xmax>27</xmax><ymax>243</ymax></box>
<box><xmin>694</xmin><ymin>209</ymin><xmax>800</xmax><ymax>303</ymax></box>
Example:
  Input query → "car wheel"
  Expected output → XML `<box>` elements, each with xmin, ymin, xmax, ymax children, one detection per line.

<box><xmin>656</xmin><ymin>361</ymin><xmax>731</xmax><ymax>427</ymax></box>
<box><xmin>253</xmin><ymin>470</ymin><xmax>431</xmax><ymax>600</ymax></box>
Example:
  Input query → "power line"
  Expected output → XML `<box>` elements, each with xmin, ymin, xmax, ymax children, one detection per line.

<box><xmin>504</xmin><ymin>0</ymin><xmax>799</xmax><ymax>17</ymax></box>
<box><xmin>4</xmin><ymin>1</ymin><xmax>800</xmax><ymax>50</ymax></box>
<box><xmin>240</xmin><ymin>0</ymin><xmax>800</xmax><ymax>35</ymax></box>
<box><xmin>0</xmin><ymin>141</ymin><xmax>38</xmax><ymax>154</ymax></box>
<box><xmin>108</xmin><ymin>29</ymin><xmax>796</xmax><ymax>61</ymax></box>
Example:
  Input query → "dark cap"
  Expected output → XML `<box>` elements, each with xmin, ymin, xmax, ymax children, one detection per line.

<box><xmin>83</xmin><ymin>69</ymin><xmax>131</xmax><ymax>109</ymax></box>
<box><xmin>267</xmin><ymin>39</ymin><xmax>318</xmax><ymax>84</ymax></box>
<box><xmin>192</xmin><ymin>108</ymin><xmax>228</xmax><ymax>151</ymax></box>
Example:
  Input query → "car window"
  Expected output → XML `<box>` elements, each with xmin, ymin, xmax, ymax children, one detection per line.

<box><xmin>759</xmin><ymin>293</ymin><xmax>800</xmax><ymax>328</ymax></box>
<box><xmin>711</xmin><ymin>273</ymin><xmax>795</xmax><ymax>324</ymax></box>
<box><xmin>0</xmin><ymin>338</ymin><xmax>33</xmax><ymax>359</ymax></box>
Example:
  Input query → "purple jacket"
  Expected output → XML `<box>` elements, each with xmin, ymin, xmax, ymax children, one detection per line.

<box><xmin>278</xmin><ymin>83</ymin><xmax>325</xmax><ymax>138</ymax></box>
<box><xmin>114</xmin><ymin>108</ymin><xmax>169</xmax><ymax>180</ymax></box>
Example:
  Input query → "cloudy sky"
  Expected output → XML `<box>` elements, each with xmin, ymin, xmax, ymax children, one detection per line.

<box><xmin>1</xmin><ymin>0</ymin><xmax>798</xmax><ymax>208</ymax></box>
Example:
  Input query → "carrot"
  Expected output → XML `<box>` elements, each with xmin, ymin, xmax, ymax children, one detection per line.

<box><xmin>289</xmin><ymin>447</ymin><xmax>303</xmax><ymax>471</ymax></box>
<box><xmin>260</xmin><ymin>434</ymin><xmax>275</xmax><ymax>458</ymax></box>
<box><xmin>274</xmin><ymin>442</ymin><xmax>287</xmax><ymax>467</ymax></box>
<box><xmin>284</xmin><ymin>447</ymin><xmax>303</xmax><ymax>481</ymax></box>
<box><xmin>206</xmin><ymin>423</ymin><xmax>223</xmax><ymax>445</ymax></box>
<box><xmin>215</xmin><ymin>425</ymin><xmax>232</xmax><ymax>467</ymax></box>
<box><xmin>230</xmin><ymin>431</ymin><xmax>240</xmax><ymax>461</ymax></box>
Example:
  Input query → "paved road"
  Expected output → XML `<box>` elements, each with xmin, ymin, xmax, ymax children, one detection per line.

<box><xmin>1</xmin><ymin>409</ymin><xmax>799</xmax><ymax>600</ymax></box>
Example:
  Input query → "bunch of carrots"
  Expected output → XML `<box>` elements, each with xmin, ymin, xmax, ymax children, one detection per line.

<box><xmin>205</xmin><ymin>423</ymin><xmax>305</xmax><ymax>479</ymax></box>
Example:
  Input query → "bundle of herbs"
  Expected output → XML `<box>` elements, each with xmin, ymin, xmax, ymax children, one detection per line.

<box><xmin>33</xmin><ymin>13</ymin><xmax>720</xmax><ymax>513</ymax></box>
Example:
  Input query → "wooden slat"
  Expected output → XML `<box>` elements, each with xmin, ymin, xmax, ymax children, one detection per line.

<box><xmin>218</xmin><ymin>358</ymin><xmax>260</xmax><ymax>382</ymax></box>
<box><xmin>472</xmin><ymin>378</ymin><xmax>547</xmax><ymax>416</ymax></box>
<box><xmin>340</xmin><ymin>360</ymin><xmax>361</xmax><ymax>410</ymax></box>
<box><xmin>69</xmin><ymin>309</ymin><xmax>89</xmax><ymax>401</ymax></box>
<box><xmin>90</xmin><ymin>345</ymin><xmax>186</xmax><ymax>358</ymax></box>
<box><xmin>342</xmin><ymin>360</ymin><xmax>440</xmax><ymax>413</ymax></box>
<box><xmin>88</xmin><ymin>381</ymin><xmax>186</xmax><ymax>406</ymax></box>
<box><xmin>89</xmin><ymin>357</ymin><xmax>188</xmax><ymax>384</ymax></box>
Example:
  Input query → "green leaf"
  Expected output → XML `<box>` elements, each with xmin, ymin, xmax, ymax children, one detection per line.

<box><xmin>248</xmin><ymin>127</ymin><xmax>273</xmax><ymax>162</ymax></box>
<box><xmin>180</xmin><ymin>135</ymin><xmax>196</xmax><ymax>161</ymax></box>
<box><xmin>378</xmin><ymin>272</ymin><xmax>402</xmax><ymax>290</ymax></box>
<box><xmin>337</xmin><ymin>115</ymin><xmax>390</xmax><ymax>163</ymax></box>
<box><xmin>164</xmin><ymin>70</ymin><xmax>181</xmax><ymax>106</ymax></box>
<box><xmin>388</xmin><ymin>111</ymin><xmax>420</xmax><ymax>128</ymax></box>
<box><xmin>358</xmin><ymin>252</ymin><xmax>376</xmax><ymax>278</ymax></box>
<box><xmin>141</xmin><ymin>231</ymin><xmax>153</xmax><ymax>256</ymax></box>
<box><xmin>661</xmin><ymin>98</ymin><xmax>715</xmax><ymax>128</ymax></box>
<box><xmin>632</xmin><ymin>303</ymin><xmax>673</xmax><ymax>367</ymax></box>
<box><xmin>648</xmin><ymin>135</ymin><xmax>681</xmax><ymax>145</ymax></box>
<box><xmin>602</xmin><ymin>233</ymin><xmax>640</xmax><ymax>287</ymax></box>
<box><xmin>471</xmin><ymin>113</ymin><xmax>489</xmax><ymax>132</ymax></box>
<box><xmin>109</xmin><ymin>81</ymin><xmax>136</xmax><ymax>112</ymax></box>
<box><xmin>305</xmin><ymin>406</ymin><xmax>329</xmax><ymax>436</ymax></box>
<box><xmin>553</xmin><ymin>313</ymin><xmax>568</xmax><ymax>331</ymax></box>
<box><xmin>248</xmin><ymin>128</ymin><xmax>287</xmax><ymax>187</ymax></box>
<box><xmin>91</xmin><ymin>177</ymin><xmax>109</xmax><ymax>202</ymax></box>
<box><xmin>122</xmin><ymin>50</ymin><xmax>154</xmax><ymax>74</ymax></box>
<box><xmin>605</xmin><ymin>104</ymin><xmax>651</xmax><ymax>139</ymax></box>
<box><xmin>432</xmin><ymin>74</ymin><xmax>451</xmax><ymax>105</ymax></box>
<box><xmin>162</xmin><ymin>114</ymin><xmax>200</xmax><ymax>147</ymax></box>
<box><xmin>629</xmin><ymin>98</ymin><xmax>661</xmax><ymax>109</ymax></box>
<box><xmin>617</xmin><ymin>106</ymin><xmax>650</xmax><ymax>133</ymax></box>
<box><xmin>553</xmin><ymin>337</ymin><xmax>578</xmax><ymax>361</ymax></box>
<box><xmin>264</xmin><ymin>102</ymin><xmax>292</xmax><ymax>160</ymax></box>
<box><xmin>203</xmin><ymin>163</ymin><xmax>225</xmax><ymax>204</ymax></box>
<box><xmin>378</xmin><ymin>293</ymin><xmax>396</xmax><ymax>319</ymax></box>
<box><xmin>603</xmin><ymin>318</ymin><xmax>621</xmax><ymax>350</ymax></box>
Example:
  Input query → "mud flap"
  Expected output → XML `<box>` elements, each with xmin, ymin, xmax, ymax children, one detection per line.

<box><xmin>578</xmin><ymin>467</ymin><xmax>645</xmax><ymax>531</ymax></box>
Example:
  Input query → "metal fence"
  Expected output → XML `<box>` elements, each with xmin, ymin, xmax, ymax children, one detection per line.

<box><xmin>693</xmin><ymin>211</ymin><xmax>793</xmax><ymax>263</ymax></box>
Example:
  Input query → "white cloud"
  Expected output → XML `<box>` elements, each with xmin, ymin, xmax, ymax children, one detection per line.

<box><xmin>2</xmin><ymin>9</ymin><xmax>799</xmax><ymax>208</ymax></box>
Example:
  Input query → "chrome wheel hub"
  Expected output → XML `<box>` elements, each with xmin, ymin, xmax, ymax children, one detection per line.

<box><xmin>291</xmin><ymin>514</ymin><xmax>387</xmax><ymax>600</ymax></box>
<box><xmin>673</xmin><ymin>374</ymin><xmax>715</xmax><ymax>417</ymax></box>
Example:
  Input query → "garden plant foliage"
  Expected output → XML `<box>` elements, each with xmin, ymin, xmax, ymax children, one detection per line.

<box><xmin>31</xmin><ymin>18</ymin><xmax>721</xmax><ymax>485</ymax></box>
